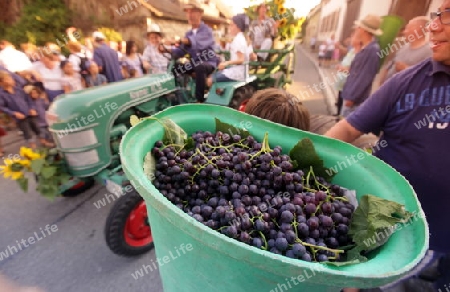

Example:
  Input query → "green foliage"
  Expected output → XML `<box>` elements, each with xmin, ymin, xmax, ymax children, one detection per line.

<box><xmin>289</xmin><ymin>138</ymin><xmax>334</xmax><ymax>182</ymax></box>
<box><xmin>17</xmin><ymin>177</ymin><xmax>29</xmax><ymax>192</ymax></box>
<box><xmin>1</xmin><ymin>0</ymin><xmax>73</xmax><ymax>47</ymax></box>
<box><xmin>97</xmin><ymin>27</ymin><xmax>123</xmax><ymax>42</ymax></box>
<box><xmin>27</xmin><ymin>148</ymin><xmax>73</xmax><ymax>199</ymax></box>
<box><xmin>327</xmin><ymin>195</ymin><xmax>414</xmax><ymax>266</ymax></box>
<box><xmin>215</xmin><ymin>118</ymin><xmax>250</xmax><ymax>139</ymax></box>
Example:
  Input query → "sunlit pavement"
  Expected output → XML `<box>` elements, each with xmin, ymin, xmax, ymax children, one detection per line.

<box><xmin>287</xmin><ymin>44</ymin><xmax>331</xmax><ymax>116</ymax></box>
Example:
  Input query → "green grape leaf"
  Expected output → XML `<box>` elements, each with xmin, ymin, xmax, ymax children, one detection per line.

<box><xmin>348</xmin><ymin>195</ymin><xmax>414</xmax><ymax>251</ymax></box>
<box><xmin>17</xmin><ymin>177</ymin><xmax>29</xmax><ymax>192</ymax></box>
<box><xmin>289</xmin><ymin>138</ymin><xmax>334</xmax><ymax>182</ymax></box>
<box><xmin>184</xmin><ymin>137</ymin><xmax>195</xmax><ymax>151</ymax></box>
<box><xmin>58</xmin><ymin>173</ymin><xmax>72</xmax><ymax>185</ymax></box>
<box><xmin>161</xmin><ymin>118</ymin><xmax>187</xmax><ymax>147</ymax></box>
<box><xmin>215</xmin><ymin>118</ymin><xmax>250</xmax><ymax>139</ymax></box>
<box><xmin>31</xmin><ymin>159</ymin><xmax>45</xmax><ymax>174</ymax></box>
<box><xmin>325</xmin><ymin>195</ymin><xmax>415</xmax><ymax>266</ymax></box>
<box><xmin>130</xmin><ymin>115</ymin><xmax>140</xmax><ymax>127</ymax></box>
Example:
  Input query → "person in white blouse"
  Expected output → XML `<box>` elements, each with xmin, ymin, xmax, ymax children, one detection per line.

<box><xmin>67</xmin><ymin>41</ymin><xmax>90</xmax><ymax>82</ymax></box>
<box><xmin>207</xmin><ymin>14</ymin><xmax>250</xmax><ymax>86</ymax></box>
<box><xmin>0</xmin><ymin>40</ymin><xmax>32</xmax><ymax>73</ymax></box>
<box><xmin>30</xmin><ymin>50</ymin><xmax>64</xmax><ymax>103</ymax></box>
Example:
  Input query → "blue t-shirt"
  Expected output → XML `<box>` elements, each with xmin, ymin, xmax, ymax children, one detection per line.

<box><xmin>172</xmin><ymin>22</ymin><xmax>219</xmax><ymax>68</ymax></box>
<box><xmin>93</xmin><ymin>44</ymin><xmax>123</xmax><ymax>83</ymax></box>
<box><xmin>341</xmin><ymin>40</ymin><xmax>380</xmax><ymax>105</ymax></box>
<box><xmin>347</xmin><ymin>58</ymin><xmax>450</xmax><ymax>253</ymax></box>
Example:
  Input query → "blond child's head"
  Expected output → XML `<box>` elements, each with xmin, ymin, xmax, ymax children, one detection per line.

<box><xmin>244</xmin><ymin>88</ymin><xmax>311</xmax><ymax>131</ymax></box>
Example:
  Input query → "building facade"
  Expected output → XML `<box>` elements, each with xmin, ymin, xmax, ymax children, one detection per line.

<box><xmin>304</xmin><ymin>4</ymin><xmax>322</xmax><ymax>49</ymax></box>
<box><xmin>111</xmin><ymin>0</ymin><xmax>231</xmax><ymax>50</ymax></box>
<box><xmin>317</xmin><ymin>0</ymin><xmax>441</xmax><ymax>42</ymax></box>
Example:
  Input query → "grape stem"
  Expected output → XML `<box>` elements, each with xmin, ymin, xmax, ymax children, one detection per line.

<box><xmin>296</xmin><ymin>239</ymin><xmax>345</xmax><ymax>255</ymax></box>
<box><xmin>261</xmin><ymin>132</ymin><xmax>271</xmax><ymax>153</ymax></box>
<box><xmin>259</xmin><ymin>231</ymin><xmax>268</xmax><ymax>250</ymax></box>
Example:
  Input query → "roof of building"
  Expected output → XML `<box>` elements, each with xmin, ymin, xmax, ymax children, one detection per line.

<box><xmin>139</xmin><ymin>0</ymin><xmax>231</xmax><ymax>23</ymax></box>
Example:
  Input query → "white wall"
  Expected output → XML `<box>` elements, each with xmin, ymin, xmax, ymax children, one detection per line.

<box><xmin>427</xmin><ymin>0</ymin><xmax>441</xmax><ymax>16</ymax></box>
<box><xmin>358</xmin><ymin>0</ymin><xmax>391</xmax><ymax>19</ymax></box>
<box><xmin>318</xmin><ymin>0</ymin><xmax>347</xmax><ymax>41</ymax></box>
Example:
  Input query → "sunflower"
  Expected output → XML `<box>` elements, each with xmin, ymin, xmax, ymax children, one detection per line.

<box><xmin>0</xmin><ymin>159</ymin><xmax>25</xmax><ymax>180</ymax></box>
<box><xmin>274</xmin><ymin>0</ymin><xmax>284</xmax><ymax>5</ymax></box>
<box><xmin>279</xmin><ymin>18</ymin><xmax>287</xmax><ymax>27</ymax></box>
<box><xmin>278</xmin><ymin>6</ymin><xmax>287</xmax><ymax>15</ymax></box>
<box><xmin>20</xmin><ymin>147</ymin><xmax>42</xmax><ymax>160</ymax></box>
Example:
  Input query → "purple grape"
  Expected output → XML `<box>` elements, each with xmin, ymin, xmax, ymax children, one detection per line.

<box><xmin>275</xmin><ymin>237</ymin><xmax>289</xmax><ymax>251</ymax></box>
<box><xmin>280</xmin><ymin>210</ymin><xmax>294</xmax><ymax>223</ymax></box>
<box><xmin>304</xmin><ymin>203</ymin><xmax>317</xmax><ymax>215</ymax></box>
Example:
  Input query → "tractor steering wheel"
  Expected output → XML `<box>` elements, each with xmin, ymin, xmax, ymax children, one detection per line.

<box><xmin>159</xmin><ymin>43</ymin><xmax>173</xmax><ymax>61</ymax></box>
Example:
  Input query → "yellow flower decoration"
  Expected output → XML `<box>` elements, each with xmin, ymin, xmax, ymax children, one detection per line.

<box><xmin>279</xmin><ymin>18</ymin><xmax>287</xmax><ymax>27</ymax></box>
<box><xmin>20</xmin><ymin>147</ymin><xmax>42</xmax><ymax>160</ymax></box>
<box><xmin>274</xmin><ymin>0</ymin><xmax>284</xmax><ymax>5</ymax></box>
<box><xmin>17</xmin><ymin>159</ymin><xmax>31</xmax><ymax>168</ymax></box>
<box><xmin>278</xmin><ymin>6</ymin><xmax>286</xmax><ymax>15</ymax></box>
<box><xmin>0</xmin><ymin>160</ymin><xmax>24</xmax><ymax>180</ymax></box>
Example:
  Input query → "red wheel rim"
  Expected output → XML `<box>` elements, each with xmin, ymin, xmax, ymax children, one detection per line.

<box><xmin>71</xmin><ymin>180</ymin><xmax>85</xmax><ymax>189</ymax></box>
<box><xmin>124</xmin><ymin>201</ymin><xmax>153</xmax><ymax>247</ymax></box>
<box><xmin>70</xmin><ymin>177</ymin><xmax>85</xmax><ymax>190</ymax></box>
<box><xmin>238</xmin><ymin>100</ymin><xmax>249</xmax><ymax>112</ymax></box>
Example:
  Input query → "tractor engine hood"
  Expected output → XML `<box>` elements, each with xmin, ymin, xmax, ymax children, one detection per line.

<box><xmin>47</xmin><ymin>73</ymin><xmax>175</xmax><ymax>127</ymax></box>
<box><xmin>45</xmin><ymin>73</ymin><xmax>175</xmax><ymax>177</ymax></box>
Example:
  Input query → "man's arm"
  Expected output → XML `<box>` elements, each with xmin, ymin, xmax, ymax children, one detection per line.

<box><xmin>325</xmin><ymin>119</ymin><xmax>363</xmax><ymax>143</ymax></box>
<box><xmin>326</xmin><ymin>72</ymin><xmax>403</xmax><ymax>142</ymax></box>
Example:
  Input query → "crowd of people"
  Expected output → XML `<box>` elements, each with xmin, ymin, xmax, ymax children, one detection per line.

<box><xmin>0</xmin><ymin>1</ymin><xmax>283</xmax><ymax>150</ymax></box>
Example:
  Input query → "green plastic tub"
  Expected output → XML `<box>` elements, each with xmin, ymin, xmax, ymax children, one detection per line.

<box><xmin>120</xmin><ymin>104</ymin><xmax>428</xmax><ymax>292</ymax></box>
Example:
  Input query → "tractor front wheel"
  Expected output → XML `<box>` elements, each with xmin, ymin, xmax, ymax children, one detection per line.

<box><xmin>104</xmin><ymin>189</ymin><xmax>154</xmax><ymax>256</ymax></box>
<box><xmin>229</xmin><ymin>85</ymin><xmax>255</xmax><ymax>110</ymax></box>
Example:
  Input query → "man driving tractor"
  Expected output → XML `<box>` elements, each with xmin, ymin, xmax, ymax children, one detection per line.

<box><xmin>160</xmin><ymin>0</ymin><xmax>219</xmax><ymax>103</ymax></box>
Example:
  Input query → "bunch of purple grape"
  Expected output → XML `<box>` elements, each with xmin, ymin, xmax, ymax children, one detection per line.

<box><xmin>151</xmin><ymin>131</ymin><xmax>354</xmax><ymax>262</ymax></box>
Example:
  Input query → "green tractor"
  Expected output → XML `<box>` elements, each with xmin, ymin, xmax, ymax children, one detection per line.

<box><xmin>44</xmin><ymin>45</ymin><xmax>296</xmax><ymax>256</ymax></box>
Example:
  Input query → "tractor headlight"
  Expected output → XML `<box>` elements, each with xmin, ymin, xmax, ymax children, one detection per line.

<box><xmin>54</xmin><ymin>129</ymin><xmax>100</xmax><ymax>168</ymax></box>
<box><xmin>57</xmin><ymin>129</ymin><xmax>98</xmax><ymax>149</ymax></box>
<box><xmin>64</xmin><ymin>150</ymin><xmax>100</xmax><ymax>168</ymax></box>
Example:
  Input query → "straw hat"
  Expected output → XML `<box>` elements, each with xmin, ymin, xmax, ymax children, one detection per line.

<box><xmin>354</xmin><ymin>15</ymin><xmax>383</xmax><ymax>36</ymax></box>
<box><xmin>92</xmin><ymin>31</ymin><xmax>106</xmax><ymax>40</ymax></box>
<box><xmin>183</xmin><ymin>0</ymin><xmax>204</xmax><ymax>12</ymax></box>
<box><xmin>146</xmin><ymin>23</ymin><xmax>164</xmax><ymax>37</ymax></box>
